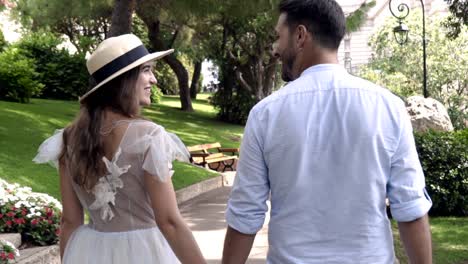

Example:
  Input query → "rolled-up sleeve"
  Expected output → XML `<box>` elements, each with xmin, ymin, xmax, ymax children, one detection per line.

<box><xmin>225</xmin><ymin>110</ymin><xmax>269</xmax><ymax>234</ymax></box>
<box><xmin>388</xmin><ymin>104</ymin><xmax>432</xmax><ymax>222</ymax></box>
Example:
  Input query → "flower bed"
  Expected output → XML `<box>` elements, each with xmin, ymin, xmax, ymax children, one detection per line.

<box><xmin>0</xmin><ymin>179</ymin><xmax>62</xmax><ymax>246</ymax></box>
<box><xmin>0</xmin><ymin>239</ymin><xmax>19</xmax><ymax>264</ymax></box>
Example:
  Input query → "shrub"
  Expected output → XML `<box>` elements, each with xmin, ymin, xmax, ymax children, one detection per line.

<box><xmin>37</xmin><ymin>51</ymin><xmax>89</xmax><ymax>100</ymax></box>
<box><xmin>0</xmin><ymin>30</ymin><xmax>6</xmax><ymax>51</ymax></box>
<box><xmin>447</xmin><ymin>95</ymin><xmax>468</xmax><ymax>130</ymax></box>
<box><xmin>0</xmin><ymin>239</ymin><xmax>19</xmax><ymax>264</ymax></box>
<box><xmin>15</xmin><ymin>31</ymin><xmax>88</xmax><ymax>100</ymax></box>
<box><xmin>211</xmin><ymin>84</ymin><xmax>257</xmax><ymax>125</ymax></box>
<box><xmin>0</xmin><ymin>48</ymin><xmax>44</xmax><ymax>103</ymax></box>
<box><xmin>0</xmin><ymin>179</ymin><xmax>62</xmax><ymax>246</ymax></box>
<box><xmin>154</xmin><ymin>60</ymin><xmax>178</xmax><ymax>95</ymax></box>
<box><xmin>151</xmin><ymin>86</ymin><xmax>163</xmax><ymax>104</ymax></box>
<box><xmin>414</xmin><ymin>129</ymin><xmax>468</xmax><ymax>216</ymax></box>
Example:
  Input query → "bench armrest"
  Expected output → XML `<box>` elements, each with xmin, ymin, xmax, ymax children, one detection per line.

<box><xmin>190</xmin><ymin>153</ymin><xmax>211</xmax><ymax>158</ymax></box>
<box><xmin>218</xmin><ymin>148</ymin><xmax>240</xmax><ymax>153</ymax></box>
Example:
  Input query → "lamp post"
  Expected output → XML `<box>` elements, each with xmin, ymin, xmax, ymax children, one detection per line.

<box><xmin>389</xmin><ymin>0</ymin><xmax>428</xmax><ymax>98</ymax></box>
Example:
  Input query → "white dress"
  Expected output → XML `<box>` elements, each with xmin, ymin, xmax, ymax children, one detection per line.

<box><xmin>33</xmin><ymin>120</ymin><xmax>190</xmax><ymax>264</ymax></box>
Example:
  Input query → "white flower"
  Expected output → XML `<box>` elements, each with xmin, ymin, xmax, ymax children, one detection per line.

<box><xmin>0</xmin><ymin>239</ymin><xmax>20</xmax><ymax>257</ymax></box>
<box><xmin>89</xmin><ymin>148</ymin><xmax>130</xmax><ymax>222</ymax></box>
<box><xmin>6</xmin><ymin>194</ymin><xmax>18</xmax><ymax>202</ymax></box>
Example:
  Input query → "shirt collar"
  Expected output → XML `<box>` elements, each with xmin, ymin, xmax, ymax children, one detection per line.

<box><xmin>300</xmin><ymin>64</ymin><xmax>347</xmax><ymax>77</ymax></box>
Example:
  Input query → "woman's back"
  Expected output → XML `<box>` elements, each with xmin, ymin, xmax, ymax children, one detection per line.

<box><xmin>68</xmin><ymin>119</ymin><xmax>174</xmax><ymax>232</ymax></box>
<box><xmin>37</xmin><ymin>119</ymin><xmax>190</xmax><ymax>263</ymax></box>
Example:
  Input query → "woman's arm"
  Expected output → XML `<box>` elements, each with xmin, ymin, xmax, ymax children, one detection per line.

<box><xmin>59</xmin><ymin>158</ymin><xmax>84</xmax><ymax>259</ymax></box>
<box><xmin>144</xmin><ymin>172</ymin><xmax>205</xmax><ymax>264</ymax></box>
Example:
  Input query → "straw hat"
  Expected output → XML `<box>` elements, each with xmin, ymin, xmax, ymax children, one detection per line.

<box><xmin>79</xmin><ymin>34</ymin><xmax>173</xmax><ymax>102</ymax></box>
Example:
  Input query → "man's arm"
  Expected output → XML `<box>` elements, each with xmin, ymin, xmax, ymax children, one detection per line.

<box><xmin>222</xmin><ymin>226</ymin><xmax>256</xmax><ymax>264</ymax></box>
<box><xmin>398</xmin><ymin>214</ymin><xmax>432</xmax><ymax>264</ymax></box>
<box><xmin>223</xmin><ymin>109</ymin><xmax>269</xmax><ymax>264</ymax></box>
<box><xmin>388</xmin><ymin>100</ymin><xmax>432</xmax><ymax>263</ymax></box>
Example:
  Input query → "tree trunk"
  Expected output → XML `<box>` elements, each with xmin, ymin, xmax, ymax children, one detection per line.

<box><xmin>190</xmin><ymin>61</ymin><xmax>202</xmax><ymax>99</ymax></box>
<box><xmin>137</xmin><ymin>12</ymin><xmax>193</xmax><ymax>111</ymax></box>
<box><xmin>107</xmin><ymin>0</ymin><xmax>136</xmax><ymax>37</ymax></box>
<box><xmin>263</xmin><ymin>56</ymin><xmax>279</xmax><ymax>96</ymax></box>
<box><xmin>164</xmin><ymin>56</ymin><xmax>193</xmax><ymax>111</ymax></box>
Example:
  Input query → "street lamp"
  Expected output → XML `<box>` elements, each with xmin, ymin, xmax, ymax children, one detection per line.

<box><xmin>389</xmin><ymin>0</ymin><xmax>428</xmax><ymax>98</ymax></box>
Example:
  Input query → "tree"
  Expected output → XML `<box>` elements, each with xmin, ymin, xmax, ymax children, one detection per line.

<box><xmin>359</xmin><ymin>14</ymin><xmax>467</xmax><ymax>129</ymax></box>
<box><xmin>11</xmin><ymin>0</ymin><xmax>200</xmax><ymax>110</ymax></box>
<box><xmin>0</xmin><ymin>30</ymin><xmax>6</xmax><ymax>50</ymax></box>
<box><xmin>444</xmin><ymin>0</ymin><xmax>468</xmax><ymax>39</ymax></box>
<box><xmin>345</xmin><ymin>1</ymin><xmax>376</xmax><ymax>33</ymax></box>
<box><xmin>11</xmin><ymin>0</ymin><xmax>113</xmax><ymax>54</ymax></box>
<box><xmin>136</xmin><ymin>0</ymin><xmax>199</xmax><ymax>111</ymax></box>
<box><xmin>207</xmin><ymin>0</ymin><xmax>377</xmax><ymax>124</ymax></box>
<box><xmin>190</xmin><ymin>60</ymin><xmax>202</xmax><ymax>99</ymax></box>
<box><xmin>108</xmin><ymin>0</ymin><xmax>136</xmax><ymax>37</ymax></box>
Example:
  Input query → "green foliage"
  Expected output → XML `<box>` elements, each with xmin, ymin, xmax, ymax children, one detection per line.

<box><xmin>346</xmin><ymin>1</ymin><xmax>376</xmax><ymax>33</ymax></box>
<box><xmin>0</xmin><ymin>30</ymin><xmax>6</xmax><ymax>51</ymax></box>
<box><xmin>11</xmin><ymin>0</ymin><xmax>112</xmax><ymax>54</ymax></box>
<box><xmin>443</xmin><ymin>0</ymin><xmax>468</xmax><ymax>39</ymax></box>
<box><xmin>205</xmin><ymin>9</ymin><xmax>280</xmax><ymax>124</ymax></box>
<box><xmin>154</xmin><ymin>60</ymin><xmax>179</xmax><ymax>95</ymax></box>
<box><xmin>359</xmin><ymin>13</ymin><xmax>467</xmax><ymax>129</ymax></box>
<box><xmin>211</xmin><ymin>82</ymin><xmax>257</xmax><ymax>125</ymax></box>
<box><xmin>15</xmin><ymin>31</ymin><xmax>89</xmax><ymax>100</ymax></box>
<box><xmin>205</xmin><ymin>0</ymin><xmax>374</xmax><ymax>124</ymax></box>
<box><xmin>414</xmin><ymin>130</ymin><xmax>468</xmax><ymax>216</ymax></box>
<box><xmin>446</xmin><ymin>95</ymin><xmax>468</xmax><ymax>131</ymax></box>
<box><xmin>0</xmin><ymin>48</ymin><xmax>44</xmax><ymax>103</ymax></box>
<box><xmin>150</xmin><ymin>85</ymin><xmax>163</xmax><ymax>104</ymax></box>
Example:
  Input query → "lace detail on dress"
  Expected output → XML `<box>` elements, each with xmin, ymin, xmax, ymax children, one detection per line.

<box><xmin>89</xmin><ymin>148</ymin><xmax>131</xmax><ymax>221</ymax></box>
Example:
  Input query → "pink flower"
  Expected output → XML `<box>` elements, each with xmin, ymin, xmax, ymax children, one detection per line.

<box><xmin>31</xmin><ymin>219</ymin><xmax>39</xmax><ymax>225</ymax></box>
<box><xmin>55</xmin><ymin>229</ymin><xmax>61</xmax><ymax>236</ymax></box>
<box><xmin>48</xmin><ymin>219</ymin><xmax>53</xmax><ymax>224</ymax></box>
<box><xmin>0</xmin><ymin>252</ymin><xmax>6</xmax><ymax>260</ymax></box>
<box><xmin>5</xmin><ymin>220</ymin><xmax>12</xmax><ymax>226</ymax></box>
<box><xmin>14</xmin><ymin>218</ymin><xmax>25</xmax><ymax>225</ymax></box>
<box><xmin>0</xmin><ymin>213</ymin><xmax>3</xmax><ymax>218</ymax></box>
<box><xmin>8</xmin><ymin>252</ymin><xmax>15</xmax><ymax>260</ymax></box>
<box><xmin>6</xmin><ymin>211</ymin><xmax>15</xmax><ymax>217</ymax></box>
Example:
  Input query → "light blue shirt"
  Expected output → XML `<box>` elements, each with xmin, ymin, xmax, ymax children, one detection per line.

<box><xmin>226</xmin><ymin>64</ymin><xmax>432</xmax><ymax>263</ymax></box>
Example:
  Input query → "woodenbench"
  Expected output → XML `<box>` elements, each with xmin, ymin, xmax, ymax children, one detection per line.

<box><xmin>187</xmin><ymin>142</ymin><xmax>239</xmax><ymax>172</ymax></box>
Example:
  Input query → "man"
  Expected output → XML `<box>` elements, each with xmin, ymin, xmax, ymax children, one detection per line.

<box><xmin>222</xmin><ymin>0</ymin><xmax>433</xmax><ymax>263</ymax></box>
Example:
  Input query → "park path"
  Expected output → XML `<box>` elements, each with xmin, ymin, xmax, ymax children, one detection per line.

<box><xmin>180</xmin><ymin>178</ymin><xmax>269</xmax><ymax>264</ymax></box>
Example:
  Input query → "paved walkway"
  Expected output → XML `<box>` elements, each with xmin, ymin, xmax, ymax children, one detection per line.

<box><xmin>180</xmin><ymin>186</ymin><xmax>269</xmax><ymax>264</ymax></box>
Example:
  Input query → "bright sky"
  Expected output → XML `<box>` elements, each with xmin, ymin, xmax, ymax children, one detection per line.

<box><xmin>0</xmin><ymin>10</ymin><xmax>21</xmax><ymax>43</ymax></box>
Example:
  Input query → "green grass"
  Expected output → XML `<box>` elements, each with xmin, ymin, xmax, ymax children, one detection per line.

<box><xmin>392</xmin><ymin>218</ymin><xmax>468</xmax><ymax>263</ymax></box>
<box><xmin>0</xmin><ymin>94</ymin><xmax>243</xmax><ymax>199</ymax></box>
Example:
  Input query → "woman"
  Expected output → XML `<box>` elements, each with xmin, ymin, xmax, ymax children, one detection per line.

<box><xmin>33</xmin><ymin>34</ymin><xmax>205</xmax><ymax>264</ymax></box>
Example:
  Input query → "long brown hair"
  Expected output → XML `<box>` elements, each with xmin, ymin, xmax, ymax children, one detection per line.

<box><xmin>60</xmin><ymin>66</ymin><xmax>141</xmax><ymax>190</ymax></box>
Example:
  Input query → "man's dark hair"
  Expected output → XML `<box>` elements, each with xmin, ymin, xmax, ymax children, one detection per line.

<box><xmin>279</xmin><ymin>0</ymin><xmax>346</xmax><ymax>50</ymax></box>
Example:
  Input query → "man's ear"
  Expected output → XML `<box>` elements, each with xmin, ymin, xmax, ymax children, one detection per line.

<box><xmin>296</xmin><ymin>25</ymin><xmax>308</xmax><ymax>49</ymax></box>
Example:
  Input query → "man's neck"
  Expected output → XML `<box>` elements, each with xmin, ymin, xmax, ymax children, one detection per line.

<box><xmin>295</xmin><ymin>48</ymin><xmax>339</xmax><ymax>77</ymax></box>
